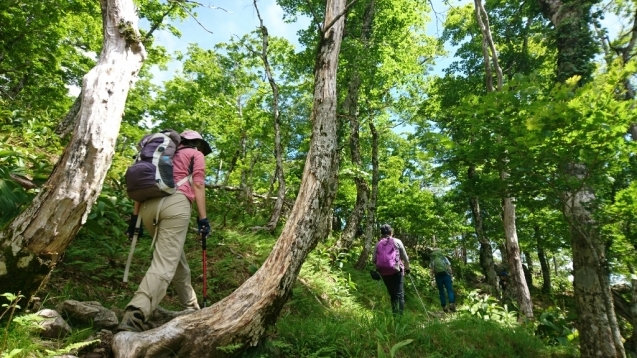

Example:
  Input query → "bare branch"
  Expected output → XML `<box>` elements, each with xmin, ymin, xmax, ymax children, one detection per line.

<box><xmin>172</xmin><ymin>1</ymin><xmax>215</xmax><ymax>35</ymax></box>
<box><xmin>143</xmin><ymin>3</ymin><xmax>178</xmax><ymax>41</ymax></box>
<box><xmin>304</xmin><ymin>0</ymin><xmax>324</xmax><ymax>32</ymax></box>
<box><xmin>171</xmin><ymin>0</ymin><xmax>230</xmax><ymax>12</ymax></box>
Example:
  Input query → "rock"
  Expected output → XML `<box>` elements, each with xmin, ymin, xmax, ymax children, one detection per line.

<box><xmin>36</xmin><ymin>309</ymin><xmax>72</xmax><ymax>339</ymax></box>
<box><xmin>56</xmin><ymin>300</ymin><xmax>102</xmax><ymax>321</ymax></box>
<box><xmin>94</xmin><ymin>309</ymin><xmax>118</xmax><ymax>330</ymax></box>
<box><xmin>56</xmin><ymin>300</ymin><xmax>118</xmax><ymax>330</ymax></box>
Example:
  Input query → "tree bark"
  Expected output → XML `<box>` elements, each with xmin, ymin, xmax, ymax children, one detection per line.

<box><xmin>0</xmin><ymin>0</ymin><xmax>146</xmax><ymax>302</ymax></box>
<box><xmin>335</xmin><ymin>0</ymin><xmax>374</xmax><ymax>253</ymax></box>
<box><xmin>535</xmin><ymin>225</ymin><xmax>551</xmax><ymax>294</ymax></box>
<box><xmin>112</xmin><ymin>0</ymin><xmax>347</xmax><ymax>356</ymax></box>
<box><xmin>537</xmin><ymin>0</ymin><xmax>626</xmax><ymax>355</ymax></box>
<box><xmin>502</xmin><ymin>197</ymin><xmax>533</xmax><ymax>318</ymax></box>
<box><xmin>564</xmin><ymin>177</ymin><xmax>625</xmax><ymax>357</ymax></box>
<box><xmin>355</xmin><ymin>121</ymin><xmax>379</xmax><ymax>269</ymax></box>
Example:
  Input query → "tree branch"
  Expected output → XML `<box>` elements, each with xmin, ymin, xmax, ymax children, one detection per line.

<box><xmin>323</xmin><ymin>0</ymin><xmax>360</xmax><ymax>34</ymax></box>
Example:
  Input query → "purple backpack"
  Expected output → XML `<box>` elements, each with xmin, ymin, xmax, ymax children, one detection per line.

<box><xmin>125</xmin><ymin>129</ymin><xmax>183</xmax><ymax>202</ymax></box>
<box><xmin>375</xmin><ymin>237</ymin><xmax>400</xmax><ymax>275</ymax></box>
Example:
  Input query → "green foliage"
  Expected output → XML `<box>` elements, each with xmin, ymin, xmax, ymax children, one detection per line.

<box><xmin>1</xmin><ymin>294</ymin><xmax>97</xmax><ymax>358</ymax></box>
<box><xmin>535</xmin><ymin>307</ymin><xmax>579</xmax><ymax>347</ymax></box>
<box><xmin>376</xmin><ymin>329</ymin><xmax>413</xmax><ymax>358</ymax></box>
<box><xmin>459</xmin><ymin>290</ymin><xmax>518</xmax><ymax>327</ymax></box>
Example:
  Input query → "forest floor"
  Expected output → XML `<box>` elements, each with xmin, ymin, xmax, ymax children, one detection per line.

<box><xmin>3</xmin><ymin>226</ymin><xmax>580</xmax><ymax>357</ymax></box>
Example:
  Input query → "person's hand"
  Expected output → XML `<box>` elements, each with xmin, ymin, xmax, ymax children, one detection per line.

<box><xmin>198</xmin><ymin>217</ymin><xmax>210</xmax><ymax>239</ymax></box>
<box><xmin>126</xmin><ymin>215</ymin><xmax>142</xmax><ymax>240</ymax></box>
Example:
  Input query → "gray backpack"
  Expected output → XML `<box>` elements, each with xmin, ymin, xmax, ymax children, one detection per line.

<box><xmin>125</xmin><ymin>129</ymin><xmax>186</xmax><ymax>202</ymax></box>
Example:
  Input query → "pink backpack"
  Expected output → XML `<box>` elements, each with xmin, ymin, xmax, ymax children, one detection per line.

<box><xmin>375</xmin><ymin>237</ymin><xmax>400</xmax><ymax>275</ymax></box>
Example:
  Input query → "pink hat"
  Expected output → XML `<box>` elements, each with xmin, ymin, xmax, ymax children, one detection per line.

<box><xmin>180</xmin><ymin>130</ymin><xmax>212</xmax><ymax>156</ymax></box>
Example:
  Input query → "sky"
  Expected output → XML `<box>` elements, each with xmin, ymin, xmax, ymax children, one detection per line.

<box><xmin>143</xmin><ymin>0</ymin><xmax>312</xmax><ymax>84</ymax></box>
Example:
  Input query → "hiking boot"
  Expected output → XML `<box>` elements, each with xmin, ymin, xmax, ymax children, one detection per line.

<box><xmin>449</xmin><ymin>303</ymin><xmax>456</xmax><ymax>312</ymax></box>
<box><xmin>116</xmin><ymin>307</ymin><xmax>152</xmax><ymax>332</ymax></box>
<box><xmin>442</xmin><ymin>305</ymin><xmax>449</xmax><ymax>313</ymax></box>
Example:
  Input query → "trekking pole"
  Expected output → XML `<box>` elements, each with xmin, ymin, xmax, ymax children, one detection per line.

<box><xmin>123</xmin><ymin>216</ymin><xmax>142</xmax><ymax>283</ymax></box>
<box><xmin>408</xmin><ymin>274</ymin><xmax>431</xmax><ymax>318</ymax></box>
<box><xmin>201</xmin><ymin>233</ymin><xmax>208</xmax><ymax>308</ymax></box>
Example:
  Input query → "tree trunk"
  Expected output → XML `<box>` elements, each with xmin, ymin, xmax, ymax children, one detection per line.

<box><xmin>355</xmin><ymin>121</ymin><xmax>379</xmax><ymax>270</ymax></box>
<box><xmin>253</xmin><ymin>1</ymin><xmax>286</xmax><ymax>232</ymax></box>
<box><xmin>335</xmin><ymin>0</ymin><xmax>374</xmax><ymax>253</ymax></box>
<box><xmin>473</xmin><ymin>0</ymin><xmax>531</xmax><ymax>315</ymax></box>
<box><xmin>112</xmin><ymin>1</ymin><xmax>346</xmax><ymax>356</ymax></box>
<box><xmin>537</xmin><ymin>0</ymin><xmax>626</xmax><ymax>354</ymax></box>
<box><xmin>468</xmin><ymin>167</ymin><xmax>498</xmax><ymax>289</ymax></box>
<box><xmin>0</xmin><ymin>0</ymin><xmax>146</xmax><ymax>302</ymax></box>
<box><xmin>535</xmin><ymin>225</ymin><xmax>551</xmax><ymax>294</ymax></box>
<box><xmin>564</xmin><ymin>179</ymin><xmax>625</xmax><ymax>357</ymax></box>
<box><xmin>502</xmin><ymin>197</ymin><xmax>533</xmax><ymax>318</ymax></box>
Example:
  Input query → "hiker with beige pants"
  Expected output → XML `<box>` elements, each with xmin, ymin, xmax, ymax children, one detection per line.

<box><xmin>118</xmin><ymin>130</ymin><xmax>212</xmax><ymax>332</ymax></box>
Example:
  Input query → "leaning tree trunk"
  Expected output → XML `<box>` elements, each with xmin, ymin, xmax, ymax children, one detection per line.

<box><xmin>355</xmin><ymin>121</ymin><xmax>379</xmax><ymax>269</ymax></box>
<box><xmin>537</xmin><ymin>0</ymin><xmax>625</xmax><ymax>355</ymax></box>
<box><xmin>0</xmin><ymin>0</ymin><xmax>146</xmax><ymax>302</ymax></box>
<box><xmin>334</xmin><ymin>0</ymin><xmax>374</xmax><ymax>254</ymax></box>
<box><xmin>112</xmin><ymin>1</ymin><xmax>346</xmax><ymax>356</ymax></box>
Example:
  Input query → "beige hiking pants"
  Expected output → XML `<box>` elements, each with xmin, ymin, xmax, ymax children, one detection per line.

<box><xmin>127</xmin><ymin>192</ymin><xmax>200</xmax><ymax>318</ymax></box>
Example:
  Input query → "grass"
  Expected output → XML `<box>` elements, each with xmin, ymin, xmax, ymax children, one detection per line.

<box><xmin>2</xmin><ymin>226</ymin><xmax>581</xmax><ymax>358</ymax></box>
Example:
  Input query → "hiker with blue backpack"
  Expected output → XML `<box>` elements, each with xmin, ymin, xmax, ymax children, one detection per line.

<box><xmin>372</xmin><ymin>224</ymin><xmax>411</xmax><ymax>314</ymax></box>
<box><xmin>430</xmin><ymin>248</ymin><xmax>456</xmax><ymax>313</ymax></box>
<box><xmin>117</xmin><ymin>129</ymin><xmax>212</xmax><ymax>332</ymax></box>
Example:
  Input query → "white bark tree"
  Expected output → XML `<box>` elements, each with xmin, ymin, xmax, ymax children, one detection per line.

<box><xmin>474</xmin><ymin>0</ymin><xmax>533</xmax><ymax>318</ymax></box>
<box><xmin>112</xmin><ymin>0</ymin><xmax>348</xmax><ymax>356</ymax></box>
<box><xmin>0</xmin><ymin>0</ymin><xmax>146</xmax><ymax>301</ymax></box>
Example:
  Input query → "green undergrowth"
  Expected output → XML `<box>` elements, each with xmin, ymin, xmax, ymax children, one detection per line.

<box><xmin>6</xmin><ymin>226</ymin><xmax>579</xmax><ymax>357</ymax></box>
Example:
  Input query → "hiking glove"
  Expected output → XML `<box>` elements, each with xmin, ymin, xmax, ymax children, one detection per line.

<box><xmin>126</xmin><ymin>215</ymin><xmax>143</xmax><ymax>240</ymax></box>
<box><xmin>198</xmin><ymin>217</ymin><xmax>210</xmax><ymax>239</ymax></box>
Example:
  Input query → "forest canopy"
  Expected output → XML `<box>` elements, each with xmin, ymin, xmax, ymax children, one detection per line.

<box><xmin>1</xmin><ymin>0</ymin><xmax>637</xmax><ymax>357</ymax></box>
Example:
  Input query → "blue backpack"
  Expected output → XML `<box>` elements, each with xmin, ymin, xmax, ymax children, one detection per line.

<box><xmin>375</xmin><ymin>237</ymin><xmax>400</xmax><ymax>276</ymax></box>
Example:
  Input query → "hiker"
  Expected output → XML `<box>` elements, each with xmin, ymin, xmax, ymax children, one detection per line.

<box><xmin>498</xmin><ymin>269</ymin><xmax>508</xmax><ymax>292</ymax></box>
<box><xmin>430</xmin><ymin>248</ymin><xmax>456</xmax><ymax>313</ymax></box>
<box><xmin>372</xmin><ymin>224</ymin><xmax>410</xmax><ymax>314</ymax></box>
<box><xmin>117</xmin><ymin>130</ymin><xmax>212</xmax><ymax>332</ymax></box>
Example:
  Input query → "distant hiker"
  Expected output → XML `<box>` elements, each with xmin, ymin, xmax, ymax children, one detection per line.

<box><xmin>498</xmin><ymin>269</ymin><xmax>508</xmax><ymax>292</ymax></box>
<box><xmin>430</xmin><ymin>248</ymin><xmax>456</xmax><ymax>313</ymax></box>
<box><xmin>117</xmin><ymin>130</ymin><xmax>212</xmax><ymax>332</ymax></box>
<box><xmin>372</xmin><ymin>224</ymin><xmax>410</xmax><ymax>314</ymax></box>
